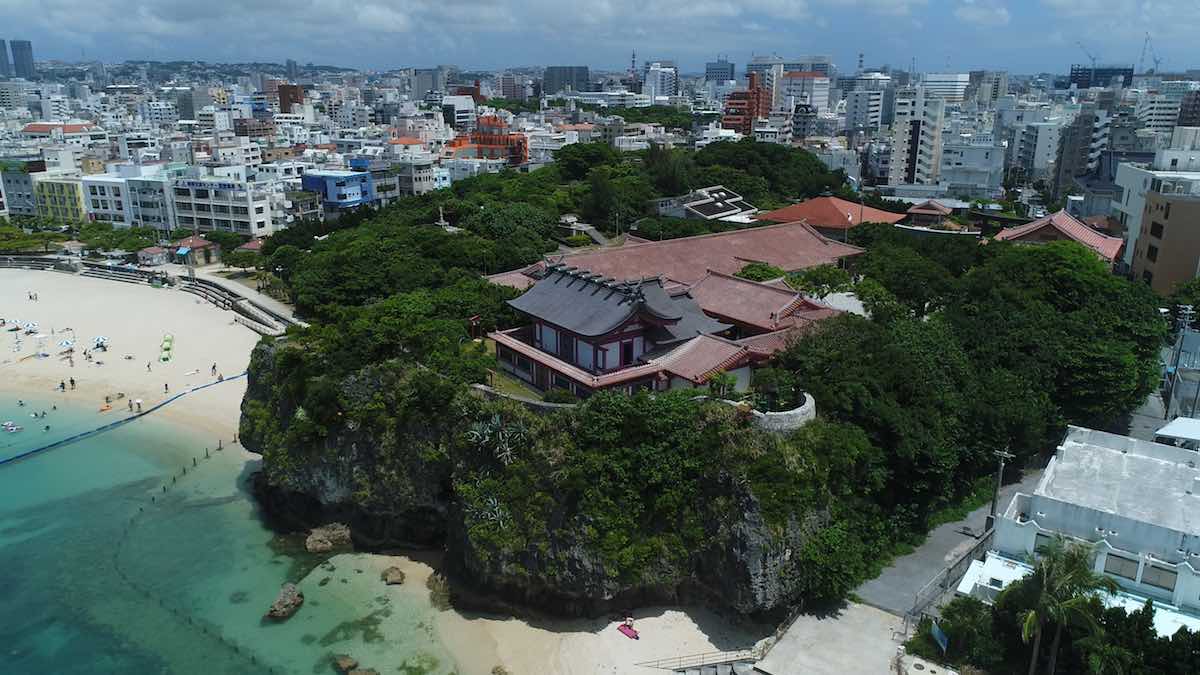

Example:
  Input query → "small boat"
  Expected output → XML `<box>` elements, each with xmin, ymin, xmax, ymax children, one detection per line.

<box><xmin>3</xmin><ymin>425</ymin><xmax>23</xmax><ymax>433</ymax></box>
<box><xmin>99</xmin><ymin>405</ymin><xmax>112</xmax><ymax>413</ymax></box>
<box><xmin>617</xmin><ymin>624</ymin><xmax>639</xmax><ymax>640</ymax></box>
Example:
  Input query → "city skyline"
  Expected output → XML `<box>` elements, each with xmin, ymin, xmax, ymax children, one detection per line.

<box><xmin>2</xmin><ymin>1</ymin><xmax>1200</xmax><ymax>75</ymax></box>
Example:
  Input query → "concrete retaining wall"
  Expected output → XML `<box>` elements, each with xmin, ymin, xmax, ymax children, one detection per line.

<box><xmin>472</xmin><ymin>383</ymin><xmax>816</xmax><ymax>432</ymax></box>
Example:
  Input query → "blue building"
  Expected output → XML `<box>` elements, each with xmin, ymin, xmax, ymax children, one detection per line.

<box><xmin>300</xmin><ymin>170</ymin><xmax>374</xmax><ymax>220</ymax></box>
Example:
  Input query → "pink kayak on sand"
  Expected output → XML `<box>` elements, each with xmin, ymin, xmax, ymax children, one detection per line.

<box><xmin>618</xmin><ymin>624</ymin><xmax>639</xmax><ymax>640</ymax></box>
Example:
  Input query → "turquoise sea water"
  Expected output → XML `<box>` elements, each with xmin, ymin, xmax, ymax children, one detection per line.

<box><xmin>0</xmin><ymin>395</ymin><xmax>464</xmax><ymax>674</ymax></box>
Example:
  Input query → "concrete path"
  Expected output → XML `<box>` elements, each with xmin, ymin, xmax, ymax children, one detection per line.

<box><xmin>755</xmin><ymin>603</ymin><xmax>903</xmax><ymax>675</ymax></box>
<box><xmin>853</xmin><ymin>469</ymin><xmax>1043</xmax><ymax>617</ymax></box>
<box><xmin>1127</xmin><ymin>391</ymin><xmax>1167</xmax><ymax>442</ymax></box>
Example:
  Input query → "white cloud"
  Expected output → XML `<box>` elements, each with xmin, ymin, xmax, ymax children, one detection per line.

<box><xmin>954</xmin><ymin>0</ymin><xmax>1010</xmax><ymax>26</ymax></box>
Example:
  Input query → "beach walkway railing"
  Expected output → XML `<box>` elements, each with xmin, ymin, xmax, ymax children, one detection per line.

<box><xmin>634</xmin><ymin>649</ymin><xmax>760</xmax><ymax>671</ymax></box>
<box><xmin>0</xmin><ymin>372</ymin><xmax>247</xmax><ymax>468</ymax></box>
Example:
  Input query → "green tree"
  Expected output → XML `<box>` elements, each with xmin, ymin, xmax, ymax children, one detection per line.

<box><xmin>554</xmin><ymin>142</ymin><xmax>620</xmax><ymax>181</ymax></box>
<box><xmin>1009</xmin><ymin>538</ymin><xmax>1117</xmax><ymax>675</ymax></box>
<box><xmin>786</xmin><ymin>265</ymin><xmax>852</xmax><ymax>298</ymax></box>
<box><xmin>735</xmin><ymin>262</ymin><xmax>785</xmax><ymax>282</ymax></box>
<box><xmin>223</xmin><ymin>249</ymin><xmax>259</xmax><ymax>272</ymax></box>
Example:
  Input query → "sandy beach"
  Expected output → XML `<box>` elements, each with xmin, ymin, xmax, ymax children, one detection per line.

<box><xmin>0</xmin><ymin>267</ymin><xmax>767</xmax><ymax>674</ymax></box>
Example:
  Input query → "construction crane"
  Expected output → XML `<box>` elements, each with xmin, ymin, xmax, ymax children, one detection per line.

<box><xmin>1145</xmin><ymin>33</ymin><xmax>1164</xmax><ymax>74</ymax></box>
<box><xmin>1076</xmin><ymin>41</ymin><xmax>1098</xmax><ymax>85</ymax></box>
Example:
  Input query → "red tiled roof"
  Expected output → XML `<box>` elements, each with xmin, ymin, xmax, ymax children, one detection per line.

<box><xmin>139</xmin><ymin>246</ymin><xmax>167</xmax><ymax>254</ymax></box>
<box><xmin>483</xmin><ymin>269</ymin><xmax>538</xmax><ymax>290</ymax></box>
<box><xmin>388</xmin><ymin>136</ymin><xmax>423</xmax><ymax>145</ymax></box>
<box><xmin>22</xmin><ymin>122</ymin><xmax>97</xmax><ymax>134</ymax></box>
<box><xmin>756</xmin><ymin>196</ymin><xmax>906</xmax><ymax>229</ymax></box>
<box><xmin>236</xmin><ymin>239</ymin><xmax>264</xmax><ymax>251</ymax></box>
<box><xmin>487</xmin><ymin>221</ymin><xmax>862</xmax><ymax>290</ymax></box>
<box><xmin>906</xmin><ymin>200</ymin><xmax>953</xmax><ymax>216</ymax></box>
<box><xmin>655</xmin><ymin>334</ymin><xmax>751</xmax><ymax>383</ymax></box>
<box><xmin>173</xmin><ymin>235</ymin><xmax>216</xmax><ymax>249</ymax></box>
<box><xmin>686</xmin><ymin>270</ymin><xmax>827</xmax><ymax>332</ymax></box>
<box><xmin>994</xmin><ymin>210</ymin><xmax>1124</xmax><ymax>262</ymax></box>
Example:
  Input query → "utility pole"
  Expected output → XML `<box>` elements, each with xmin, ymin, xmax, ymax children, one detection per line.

<box><xmin>1166</xmin><ymin>305</ymin><xmax>1195</xmax><ymax>419</ymax></box>
<box><xmin>986</xmin><ymin>447</ymin><xmax>1015</xmax><ymax>532</ymax></box>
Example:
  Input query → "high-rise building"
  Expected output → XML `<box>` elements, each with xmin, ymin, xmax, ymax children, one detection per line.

<box><xmin>286</xmin><ymin>59</ymin><xmax>299</xmax><ymax>79</ymax></box>
<box><xmin>10</xmin><ymin>40</ymin><xmax>34</xmax><ymax>79</ymax></box>
<box><xmin>722</xmin><ymin>73</ymin><xmax>770</xmax><ymax>136</ymax></box>
<box><xmin>1069</xmin><ymin>64</ymin><xmax>1133</xmax><ymax>89</ymax></box>
<box><xmin>921</xmin><ymin>73</ymin><xmax>971</xmax><ymax>102</ymax></box>
<box><xmin>778</xmin><ymin>71</ymin><xmax>830</xmax><ymax>112</ymax></box>
<box><xmin>975</xmin><ymin>71</ymin><xmax>1009</xmax><ymax>106</ymax></box>
<box><xmin>1179</xmin><ymin>91</ymin><xmax>1200</xmax><ymax>128</ymax></box>
<box><xmin>0</xmin><ymin>40</ymin><xmax>10</xmax><ymax>78</ymax></box>
<box><xmin>889</xmin><ymin>87</ymin><xmax>945</xmax><ymax>186</ymax></box>
<box><xmin>642</xmin><ymin>62</ymin><xmax>678</xmax><ymax>99</ymax></box>
<box><xmin>277</xmin><ymin>84</ymin><xmax>304</xmax><ymax>114</ymax></box>
<box><xmin>542</xmin><ymin>66</ymin><xmax>590</xmax><ymax>95</ymax></box>
<box><xmin>846</xmin><ymin>89</ymin><xmax>883</xmax><ymax>131</ymax></box>
<box><xmin>705</xmin><ymin>58</ymin><xmax>735</xmax><ymax>83</ymax></box>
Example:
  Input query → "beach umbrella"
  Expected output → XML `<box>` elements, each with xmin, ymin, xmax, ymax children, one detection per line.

<box><xmin>24</xmin><ymin>322</ymin><xmax>38</xmax><ymax>330</ymax></box>
<box><xmin>93</xmin><ymin>336</ymin><xmax>109</xmax><ymax>345</ymax></box>
<box><xmin>58</xmin><ymin>339</ymin><xmax>74</xmax><ymax>348</ymax></box>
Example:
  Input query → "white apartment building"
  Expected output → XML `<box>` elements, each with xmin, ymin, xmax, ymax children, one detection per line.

<box><xmin>139</xmin><ymin>100</ymin><xmax>179</xmax><ymax>128</ymax></box>
<box><xmin>962</xmin><ymin>426</ymin><xmax>1200</xmax><ymax>632</ymax></box>
<box><xmin>642</xmin><ymin>62</ymin><xmax>679</xmax><ymax>101</ymax></box>
<box><xmin>940</xmin><ymin>138</ymin><xmax>1005</xmax><ymax>198</ymax></box>
<box><xmin>170</xmin><ymin>174</ymin><xmax>283</xmax><ymax>237</ymax></box>
<box><xmin>1113</xmin><ymin>126</ymin><xmax>1200</xmax><ymax>268</ymax></box>
<box><xmin>1137</xmin><ymin>95</ymin><xmax>1181</xmax><ymax>134</ymax></box>
<box><xmin>0</xmin><ymin>79</ymin><xmax>31</xmax><ymax>109</ymax></box>
<box><xmin>846</xmin><ymin>89</ymin><xmax>883</xmax><ymax>131</ymax></box>
<box><xmin>889</xmin><ymin>88</ymin><xmax>945</xmax><ymax>186</ymax></box>
<box><xmin>976</xmin><ymin>71</ymin><xmax>1009</xmax><ymax>107</ymax></box>
<box><xmin>83</xmin><ymin>173</ymin><xmax>129</xmax><ymax>225</ymax></box>
<box><xmin>1016</xmin><ymin>119</ymin><xmax>1068</xmax><ymax>180</ymax></box>
<box><xmin>779</xmin><ymin>72</ymin><xmax>830</xmax><ymax>113</ymax></box>
<box><xmin>117</xmin><ymin>132</ymin><xmax>160</xmax><ymax>161</ymax></box>
<box><xmin>40</xmin><ymin>95</ymin><xmax>70</xmax><ymax>121</ymax></box>
<box><xmin>440</xmin><ymin>95</ymin><xmax>477</xmax><ymax>131</ymax></box>
<box><xmin>922</xmin><ymin>73</ymin><xmax>971</xmax><ymax>102</ymax></box>
<box><xmin>196</xmin><ymin>107</ymin><xmax>233</xmax><ymax>132</ymax></box>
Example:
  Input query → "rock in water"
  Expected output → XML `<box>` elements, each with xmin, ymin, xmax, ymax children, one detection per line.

<box><xmin>305</xmin><ymin>522</ymin><xmax>353</xmax><ymax>553</ymax></box>
<box><xmin>381</xmin><ymin>566</ymin><xmax>406</xmax><ymax>585</ymax></box>
<box><xmin>264</xmin><ymin>583</ymin><xmax>304</xmax><ymax>620</ymax></box>
<box><xmin>332</xmin><ymin>654</ymin><xmax>358</xmax><ymax>673</ymax></box>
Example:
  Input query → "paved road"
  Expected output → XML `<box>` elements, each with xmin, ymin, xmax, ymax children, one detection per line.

<box><xmin>1127</xmin><ymin>391</ymin><xmax>1167</xmax><ymax>442</ymax></box>
<box><xmin>755</xmin><ymin>603</ymin><xmax>903</xmax><ymax>675</ymax></box>
<box><xmin>853</xmin><ymin>469</ymin><xmax>1043</xmax><ymax>617</ymax></box>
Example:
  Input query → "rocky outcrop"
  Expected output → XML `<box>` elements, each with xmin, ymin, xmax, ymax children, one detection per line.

<box><xmin>242</xmin><ymin>341</ymin><xmax>830</xmax><ymax>621</ymax></box>
<box><xmin>241</xmin><ymin>342</ymin><xmax>451</xmax><ymax>547</ymax></box>
<box><xmin>305</xmin><ymin>523</ymin><xmax>352</xmax><ymax>553</ymax></box>
<box><xmin>381</xmin><ymin>566</ymin><xmax>406</xmax><ymax>585</ymax></box>
<box><xmin>332</xmin><ymin>655</ymin><xmax>358</xmax><ymax>673</ymax></box>
<box><xmin>264</xmin><ymin>583</ymin><xmax>304</xmax><ymax>620</ymax></box>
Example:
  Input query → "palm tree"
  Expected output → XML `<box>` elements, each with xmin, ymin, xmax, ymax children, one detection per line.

<box><xmin>1018</xmin><ymin>537</ymin><xmax>1118</xmax><ymax>675</ymax></box>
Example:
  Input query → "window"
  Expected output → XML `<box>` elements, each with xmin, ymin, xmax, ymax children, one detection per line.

<box><xmin>1034</xmin><ymin>533</ymin><xmax>1053</xmax><ymax>554</ymax></box>
<box><xmin>89</xmin><ymin>186</ymin><xmax>98</xmax><ymax>195</ymax></box>
<box><xmin>1141</xmin><ymin>565</ymin><xmax>1177</xmax><ymax>591</ymax></box>
<box><xmin>1148</xmin><ymin>245</ymin><xmax>1159</xmax><ymax>263</ymax></box>
<box><xmin>1104</xmin><ymin>554</ymin><xmax>1139</xmax><ymax>580</ymax></box>
<box><xmin>255</xmin><ymin>206</ymin><xmax>264</xmax><ymax>214</ymax></box>
<box><xmin>1166</xmin><ymin>203</ymin><xmax>1172</xmax><ymax>219</ymax></box>
<box><xmin>553</xmin><ymin>374</ymin><xmax>571</xmax><ymax>390</ymax></box>
<box><xmin>621</xmin><ymin>341</ymin><xmax>634</xmax><ymax>366</ymax></box>
<box><xmin>113</xmin><ymin>188</ymin><xmax>121</xmax><ymax>197</ymax></box>
<box><xmin>1150</xmin><ymin>221</ymin><xmax>1165</xmax><ymax>238</ymax></box>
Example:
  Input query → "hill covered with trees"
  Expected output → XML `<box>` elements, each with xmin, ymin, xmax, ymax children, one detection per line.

<box><xmin>239</xmin><ymin>141</ymin><xmax>1166</xmax><ymax>621</ymax></box>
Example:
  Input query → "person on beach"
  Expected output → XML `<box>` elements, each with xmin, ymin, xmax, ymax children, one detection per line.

<box><xmin>69</xmin><ymin>378</ymin><xmax>75</xmax><ymax>390</ymax></box>
<box><xmin>43</xmin><ymin>425</ymin><xmax>49</xmax><ymax>432</ymax></box>
<box><xmin>59</xmin><ymin>381</ymin><xmax>65</xmax><ymax>392</ymax></box>
<box><xmin>211</xmin><ymin>363</ymin><xmax>217</xmax><ymax>376</ymax></box>
<box><xmin>164</xmin><ymin>383</ymin><xmax>169</xmax><ymax>394</ymax></box>
<box><xmin>128</xmin><ymin>400</ymin><xmax>133</xmax><ymax>412</ymax></box>
<box><xmin>18</xmin><ymin>400</ymin><xmax>24</xmax><ymax>407</ymax></box>
<box><xmin>146</xmin><ymin>362</ymin><xmax>152</xmax><ymax>372</ymax></box>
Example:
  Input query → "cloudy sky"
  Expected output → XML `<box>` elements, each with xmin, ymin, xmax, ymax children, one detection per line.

<box><xmin>2</xmin><ymin>0</ymin><xmax>1198</xmax><ymax>75</ymax></box>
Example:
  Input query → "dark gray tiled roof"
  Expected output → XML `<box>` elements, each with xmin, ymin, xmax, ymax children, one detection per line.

<box><xmin>507</xmin><ymin>264</ymin><xmax>728</xmax><ymax>339</ymax></box>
